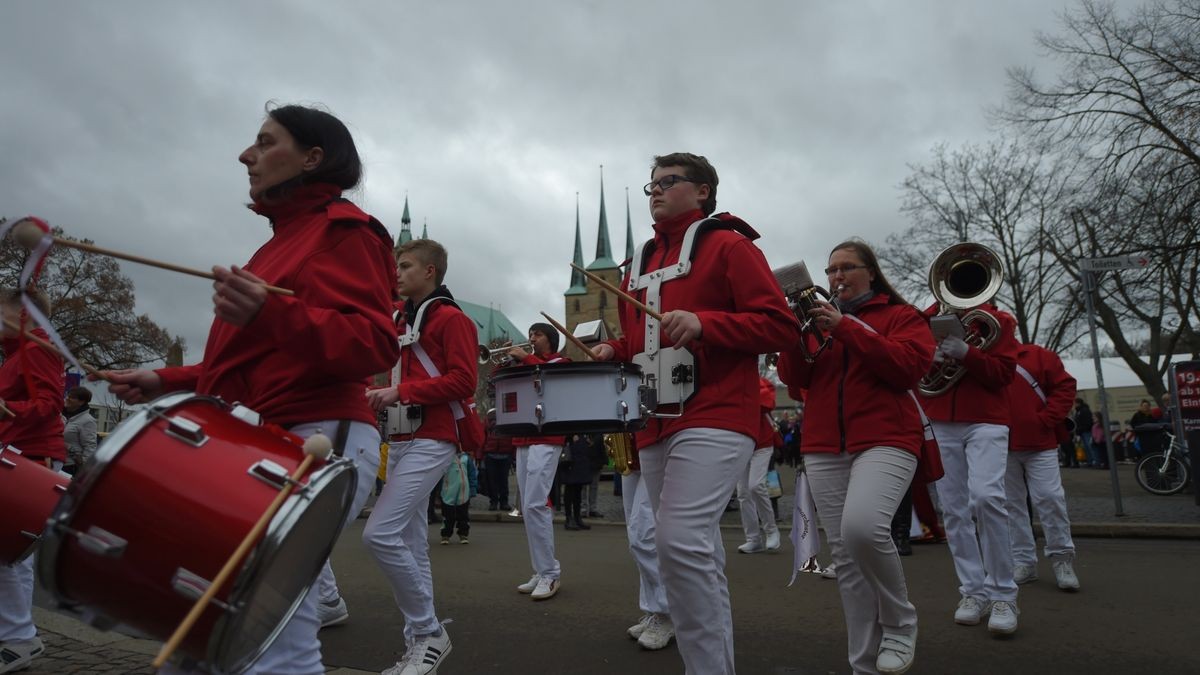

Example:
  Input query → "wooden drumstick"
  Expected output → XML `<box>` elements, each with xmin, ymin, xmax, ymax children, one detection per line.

<box><xmin>152</xmin><ymin>433</ymin><xmax>334</xmax><ymax>668</ymax></box>
<box><xmin>1</xmin><ymin>318</ymin><xmax>112</xmax><ymax>383</ymax></box>
<box><xmin>0</xmin><ymin>401</ymin><xmax>15</xmax><ymax>418</ymax></box>
<box><xmin>569</xmin><ymin>263</ymin><xmax>663</xmax><ymax>321</ymax></box>
<box><xmin>11</xmin><ymin>220</ymin><xmax>294</xmax><ymax>297</ymax></box>
<box><xmin>538</xmin><ymin>311</ymin><xmax>594</xmax><ymax>361</ymax></box>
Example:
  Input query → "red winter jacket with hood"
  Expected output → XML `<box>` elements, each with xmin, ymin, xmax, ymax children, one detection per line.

<box><xmin>0</xmin><ymin>329</ymin><xmax>66</xmax><ymax>461</ymax></box>
<box><xmin>157</xmin><ymin>183</ymin><xmax>398</xmax><ymax>427</ymax></box>
<box><xmin>1007</xmin><ymin>343</ymin><xmax>1077</xmax><ymax>452</ymax></box>
<box><xmin>777</xmin><ymin>295</ymin><xmax>934</xmax><ymax>457</ymax></box>
<box><xmin>918</xmin><ymin>303</ymin><xmax>1017</xmax><ymax>426</ymax></box>
<box><xmin>603</xmin><ymin>209</ymin><xmax>801</xmax><ymax>448</ymax></box>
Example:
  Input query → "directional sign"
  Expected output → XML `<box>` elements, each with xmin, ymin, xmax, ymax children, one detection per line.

<box><xmin>1080</xmin><ymin>254</ymin><xmax>1152</xmax><ymax>272</ymax></box>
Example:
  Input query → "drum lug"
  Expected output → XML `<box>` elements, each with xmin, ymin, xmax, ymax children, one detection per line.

<box><xmin>60</xmin><ymin>524</ymin><xmax>128</xmax><ymax>558</ymax></box>
<box><xmin>229</xmin><ymin>404</ymin><xmax>262</xmax><ymax>426</ymax></box>
<box><xmin>249</xmin><ymin>459</ymin><xmax>305</xmax><ymax>491</ymax></box>
<box><xmin>534</xmin><ymin>403</ymin><xmax>544</xmax><ymax>431</ymax></box>
<box><xmin>617</xmin><ymin>367</ymin><xmax>628</xmax><ymax>393</ymax></box>
<box><xmin>165</xmin><ymin>416</ymin><xmax>208</xmax><ymax>447</ymax></box>
<box><xmin>172</xmin><ymin>568</ymin><xmax>236</xmax><ymax>613</ymax></box>
<box><xmin>533</xmin><ymin>368</ymin><xmax>543</xmax><ymax>395</ymax></box>
<box><xmin>618</xmin><ymin>400</ymin><xmax>629</xmax><ymax>423</ymax></box>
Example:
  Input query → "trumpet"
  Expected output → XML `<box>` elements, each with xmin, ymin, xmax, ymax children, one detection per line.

<box><xmin>772</xmin><ymin>261</ymin><xmax>834</xmax><ymax>362</ymax></box>
<box><xmin>477</xmin><ymin>342</ymin><xmax>533</xmax><ymax>366</ymax></box>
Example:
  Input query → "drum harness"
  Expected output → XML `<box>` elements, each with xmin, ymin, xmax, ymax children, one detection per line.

<box><xmin>387</xmin><ymin>297</ymin><xmax>473</xmax><ymax>442</ymax></box>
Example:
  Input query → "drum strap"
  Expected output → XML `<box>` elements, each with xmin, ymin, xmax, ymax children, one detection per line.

<box><xmin>1014</xmin><ymin>365</ymin><xmax>1047</xmax><ymax>404</ymax></box>
<box><xmin>332</xmin><ymin>419</ymin><xmax>352</xmax><ymax>458</ymax></box>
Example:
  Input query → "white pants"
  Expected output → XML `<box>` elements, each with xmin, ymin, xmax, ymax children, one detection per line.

<box><xmin>736</xmin><ymin>446</ymin><xmax>778</xmax><ymax>545</ymax></box>
<box><xmin>516</xmin><ymin>444</ymin><xmax>562</xmax><ymax>580</ymax></box>
<box><xmin>160</xmin><ymin>419</ymin><xmax>373</xmax><ymax>675</ymax></box>
<box><xmin>806</xmin><ymin>448</ymin><xmax>918</xmax><ymax>675</ymax></box>
<box><xmin>295</xmin><ymin>423</ymin><xmax>381</xmax><ymax>605</ymax></box>
<box><xmin>0</xmin><ymin>556</ymin><xmax>36</xmax><ymax>643</ymax></box>
<box><xmin>933</xmin><ymin>421</ymin><xmax>1017</xmax><ymax>603</ymax></box>
<box><xmin>621</xmin><ymin>471</ymin><xmax>668</xmax><ymax>615</ymax></box>
<box><xmin>640</xmin><ymin>428</ymin><xmax>752</xmax><ymax>675</ymax></box>
<box><xmin>363</xmin><ymin>438</ymin><xmax>456</xmax><ymax>643</ymax></box>
<box><xmin>1005</xmin><ymin>449</ymin><xmax>1075</xmax><ymax>565</ymax></box>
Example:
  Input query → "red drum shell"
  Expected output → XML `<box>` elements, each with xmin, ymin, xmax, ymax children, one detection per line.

<box><xmin>37</xmin><ymin>393</ymin><xmax>356</xmax><ymax>674</ymax></box>
<box><xmin>0</xmin><ymin>449</ymin><xmax>68</xmax><ymax>564</ymax></box>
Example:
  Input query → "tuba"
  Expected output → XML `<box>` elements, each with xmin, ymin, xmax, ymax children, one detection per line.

<box><xmin>918</xmin><ymin>242</ymin><xmax>1004</xmax><ymax>397</ymax></box>
<box><xmin>604</xmin><ymin>432</ymin><xmax>638</xmax><ymax>476</ymax></box>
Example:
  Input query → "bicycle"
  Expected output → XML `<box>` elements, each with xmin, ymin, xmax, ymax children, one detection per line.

<box><xmin>1133</xmin><ymin>424</ymin><xmax>1192</xmax><ymax>496</ymax></box>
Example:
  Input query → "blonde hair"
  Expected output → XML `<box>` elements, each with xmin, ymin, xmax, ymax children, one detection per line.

<box><xmin>396</xmin><ymin>239</ymin><xmax>448</xmax><ymax>284</ymax></box>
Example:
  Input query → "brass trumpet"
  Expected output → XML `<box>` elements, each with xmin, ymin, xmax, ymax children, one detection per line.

<box><xmin>477</xmin><ymin>342</ymin><xmax>532</xmax><ymax>366</ymax></box>
<box><xmin>772</xmin><ymin>261</ymin><xmax>834</xmax><ymax>362</ymax></box>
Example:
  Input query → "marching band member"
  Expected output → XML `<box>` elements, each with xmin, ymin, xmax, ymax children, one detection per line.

<box><xmin>508</xmin><ymin>323</ymin><xmax>570</xmax><ymax>601</ymax></box>
<box><xmin>1005</xmin><ymin>342</ymin><xmax>1081</xmax><ymax>591</ymax></box>
<box><xmin>920</xmin><ymin>299</ymin><xmax>1020</xmax><ymax>634</ymax></box>
<box><xmin>618</xmin><ymin>434</ymin><xmax>674</xmax><ymax>651</ymax></box>
<box><xmin>365</xmin><ymin>238</ymin><xmax>482</xmax><ymax>675</ymax></box>
<box><xmin>105</xmin><ymin>104</ymin><xmax>398</xmax><ymax>674</ymax></box>
<box><xmin>593</xmin><ymin>152</ymin><xmax>800</xmax><ymax>675</ymax></box>
<box><xmin>0</xmin><ymin>288</ymin><xmax>65</xmax><ymax>675</ymax></box>
<box><xmin>736</xmin><ymin>376</ymin><xmax>782</xmax><ymax>554</ymax></box>
<box><xmin>776</xmin><ymin>240</ymin><xmax>934</xmax><ymax>675</ymax></box>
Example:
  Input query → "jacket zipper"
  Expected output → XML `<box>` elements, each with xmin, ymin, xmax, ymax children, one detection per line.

<box><xmin>838</xmin><ymin>347</ymin><xmax>848</xmax><ymax>453</ymax></box>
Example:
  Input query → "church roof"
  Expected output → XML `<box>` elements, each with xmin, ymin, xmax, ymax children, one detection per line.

<box><xmin>586</xmin><ymin>168</ymin><xmax>618</xmax><ymax>270</ymax></box>
<box><xmin>566</xmin><ymin>195</ymin><xmax>588</xmax><ymax>295</ymax></box>
<box><xmin>456</xmin><ymin>299</ymin><xmax>524</xmax><ymax>346</ymax></box>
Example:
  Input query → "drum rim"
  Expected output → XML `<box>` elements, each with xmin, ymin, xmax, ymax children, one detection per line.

<box><xmin>489</xmin><ymin>361</ymin><xmax>643</xmax><ymax>382</ymax></box>
<box><xmin>211</xmin><ymin>457</ymin><xmax>357</xmax><ymax>673</ymax></box>
<box><xmin>37</xmin><ymin>391</ymin><xmax>217</xmax><ymax>601</ymax></box>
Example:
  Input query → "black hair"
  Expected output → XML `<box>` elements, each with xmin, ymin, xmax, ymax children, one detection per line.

<box><xmin>261</xmin><ymin>103</ymin><xmax>362</xmax><ymax>199</ymax></box>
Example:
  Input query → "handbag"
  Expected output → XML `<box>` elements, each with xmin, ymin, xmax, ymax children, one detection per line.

<box><xmin>765</xmin><ymin>469</ymin><xmax>782</xmax><ymax>498</ymax></box>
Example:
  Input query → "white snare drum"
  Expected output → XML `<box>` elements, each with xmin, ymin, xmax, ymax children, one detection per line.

<box><xmin>490</xmin><ymin>362</ymin><xmax>645</xmax><ymax>435</ymax></box>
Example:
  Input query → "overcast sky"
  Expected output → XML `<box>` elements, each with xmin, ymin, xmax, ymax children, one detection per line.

<box><xmin>0</xmin><ymin>0</ymin><xmax>1138</xmax><ymax>363</ymax></box>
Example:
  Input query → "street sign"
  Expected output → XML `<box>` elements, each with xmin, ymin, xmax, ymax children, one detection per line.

<box><xmin>1080</xmin><ymin>254</ymin><xmax>1152</xmax><ymax>272</ymax></box>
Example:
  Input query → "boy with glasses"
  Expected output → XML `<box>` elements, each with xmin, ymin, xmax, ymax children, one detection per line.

<box><xmin>594</xmin><ymin>153</ymin><xmax>800</xmax><ymax>675</ymax></box>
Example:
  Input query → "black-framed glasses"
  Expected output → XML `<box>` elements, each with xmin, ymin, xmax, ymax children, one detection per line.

<box><xmin>643</xmin><ymin>174</ymin><xmax>697</xmax><ymax>196</ymax></box>
<box><xmin>824</xmin><ymin>264</ymin><xmax>870</xmax><ymax>276</ymax></box>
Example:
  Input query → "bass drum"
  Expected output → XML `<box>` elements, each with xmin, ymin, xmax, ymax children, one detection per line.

<box><xmin>38</xmin><ymin>392</ymin><xmax>357</xmax><ymax>674</ymax></box>
<box><xmin>0</xmin><ymin>446</ymin><xmax>69</xmax><ymax>564</ymax></box>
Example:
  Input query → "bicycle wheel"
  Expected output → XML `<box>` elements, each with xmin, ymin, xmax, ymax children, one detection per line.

<box><xmin>1134</xmin><ymin>452</ymin><xmax>1191</xmax><ymax>495</ymax></box>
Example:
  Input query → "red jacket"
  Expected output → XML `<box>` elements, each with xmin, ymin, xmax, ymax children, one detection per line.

<box><xmin>1007</xmin><ymin>344</ymin><xmax>1077</xmax><ymax>451</ymax></box>
<box><xmin>605</xmin><ymin>209</ymin><xmax>802</xmax><ymax>447</ymax></box>
<box><xmin>389</xmin><ymin>298</ymin><xmax>480</xmax><ymax>444</ymax></box>
<box><xmin>0</xmin><ymin>331</ymin><xmax>66</xmax><ymax>461</ymax></box>
<box><xmin>777</xmin><ymin>295</ymin><xmax>933</xmax><ymax>456</ymax></box>
<box><xmin>918</xmin><ymin>303</ymin><xmax>1017</xmax><ymax>425</ymax></box>
<box><xmin>157</xmin><ymin>184</ymin><xmax>398</xmax><ymax>427</ymax></box>
<box><xmin>755</xmin><ymin>376</ymin><xmax>777</xmax><ymax>449</ymax></box>
<box><xmin>510</xmin><ymin>351</ymin><xmax>569</xmax><ymax>447</ymax></box>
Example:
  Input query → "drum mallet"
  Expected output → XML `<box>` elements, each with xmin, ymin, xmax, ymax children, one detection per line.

<box><xmin>151</xmin><ymin>433</ymin><xmax>333</xmax><ymax>668</ymax></box>
<box><xmin>569</xmin><ymin>263</ymin><xmax>662</xmax><ymax>321</ymax></box>
<box><xmin>539</xmin><ymin>311</ymin><xmax>594</xmax><ymax>360</ymax></box>
<box><xmin>10</xmin><ymin>218</ymin><xmax>294</xmax><ymax>296</ymax></box>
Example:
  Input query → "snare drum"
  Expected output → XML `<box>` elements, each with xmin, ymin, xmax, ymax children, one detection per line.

<box><xmin>490</xmin><ymin>362</ymin><xmax>645</xmax><ymax>435</ymax></box>
<box><xmin>0</xmin><ymin>445</ymin><xmax>69</xmax><ymax>564</ymax></box>
<box><xmin>38</xmin><ymin>392</ymin><xmax>357</xmax><ymax>674</ymax></box>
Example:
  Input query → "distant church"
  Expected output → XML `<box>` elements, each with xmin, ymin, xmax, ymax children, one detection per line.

<box><xmin>562</xmin><ymin>169</ymin><xmax>639</xmax><ymax>361</ymax></box>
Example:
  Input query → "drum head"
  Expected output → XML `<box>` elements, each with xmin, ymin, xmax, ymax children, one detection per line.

<box><xmin>211</xmin><ymin>459</ymin><xmax>356</xmax><ymax>673</ymax></box>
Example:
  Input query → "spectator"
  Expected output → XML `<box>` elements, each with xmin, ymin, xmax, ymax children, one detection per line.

<box><xmin>1090</xmin><ymin>413</ymin><xmax>1110</xmax><ymax>469</ymax></box>
<box><xmin>440</xmin><ymin>448</ymin><xmax>478</xmax><ymax>544</ymax></box>
<box><xmin>1073</xmin><ymin>399</ymin><xmax>1099</xmax><ymax>467</ymax></box>
<box><xmin>561</xmin><ymin>434</ymin><xmax>603</xmax><ymax>530</ymax></box>
<box><xmin>63</xmin><ymin>386</ymin><xmax>97</xmax><ymax>475</ymax></box>
<box><xmin>481</xmin><ymin>410</ymin><xmax>515</xmax><ymax>512</ymax></box>
<box><xmin>1129</xmin><ymin>399</ymin><xmax>1161</xmax><ymax>460</ymax></box>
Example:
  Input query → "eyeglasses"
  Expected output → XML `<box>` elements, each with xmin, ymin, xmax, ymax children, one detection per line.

<box><xmin>824</xmin><ymin>264</ymin><xmax>870</xmax><ymax>276</ymax></box>
<box><xmin>642</xmin><ymin>174</ymin><xmax>697</xmax><ymax>196</ymax></box>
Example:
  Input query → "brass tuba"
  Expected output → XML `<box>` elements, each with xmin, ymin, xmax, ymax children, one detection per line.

<box><xmin>918</xmin><ymin>242</ymin><xmax>1004</xmax><ymax>397</ymax></box>
<box><xmin>604</xmin><ymin>433</ymin><xmax>638</xmax><ymax>476</ymax></box>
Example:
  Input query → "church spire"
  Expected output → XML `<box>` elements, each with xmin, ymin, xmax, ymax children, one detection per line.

<box><xmin>624</xmin><ymin>186</ymin><xmax>635</xmax><ymax>262</ymax></box>
<box><xmin>565</xmin><ymin>192</ymin><xmax>588</xmax><ymax>295</ymax></box>
<box><xmin>398</xmin><ymin>194</ymin><xmax>413</xmax><ymax>245</ymax></box>
<box><xmin>421</xmin><ymin>218</ymin><xmax>428</xmax><ymax>239</ymax></box>
<box><xmin>586</xmin><ymin>165</ymin><xmax>617</xmax><ymax>270</ymax></box>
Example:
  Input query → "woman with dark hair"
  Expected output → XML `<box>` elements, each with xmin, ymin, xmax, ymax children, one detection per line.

<box><xmin>776</xmin><ymin>239</ymin><xmax>934</xmax><ymax>675</ymax></box>
<box><xmin>104</xmin><ymin>103</ymin><xmax>398</xmax><ymax>675</ymax></box>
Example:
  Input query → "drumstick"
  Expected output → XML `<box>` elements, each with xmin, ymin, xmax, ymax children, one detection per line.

<box><xmin>539</xmin><ymin>312</ymin><xmax>594</xmax><ymax>361</ymax></box>
<box><xmin>0</xmin><ymin>402</ymin><xmax>14</xmax><ymax>418</ymax></box>
<box><xmin>152</xmin><ymin>433</ymin><xmax>334</xmax><ymax>668</ymax></box>
<box><xmin>1</xmin><ymin>318</ymin><xmax>112</xmax><ymax>383</ymax></box>
<box><xmin>569</xmin><ymin>263</ymin><xmax>662</xmax><ymax>321</ymax></box>
<box><xmin>11</xmin><ymin>220</ymin><xmax>294</xmax><ymax>297</ymax></box>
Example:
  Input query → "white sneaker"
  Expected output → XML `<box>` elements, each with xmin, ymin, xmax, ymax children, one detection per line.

<box><xmin>737</xmin><ymin>540</ymin><xmax>765</xmax><ymax>554</ymax></box>
<box><xmin>517</xmin><ymin>574</ymin><xmax>540</xmax><ymax>594</ymax></box>
<box><xmin>1053</xmin><ymin>559</ymin><xmax>1080</xmax><ymax>591</ymax></box>
<box><xmin>988</xmin><ymin>600</ymin><xmax>1019</xmax><ymax>635</ymax></box>
<box><xmin>954</xmin><ymin>596</ymin><xmax>985</xmax><ymax>625</ymax></box>
<box><xmin>637</xmin><ymin>613</ymin><xmax>675</xmax><ymax>650</ymax></box>
<box><xmin>531</xmin><ymin>576</ymin><xmax>560</xmax><ymax>600</ymax></box>
<box><xmin>627</xmin><ymin>614</ymin><xmax>652</xmax><ymax>639</ymax></box>
<box><xmin>385</xmin><ymin>628</ymin><xmax>451</xmax><ymax>675</ymax></box>
<box><xmin>1013</xmin><ymin>563</ymin><xmax>1038</xmax><ymax>585</ymax></box>
<box><xmin>876</xmin><ymin>628</ymin><xmax>917</xmax><ymax>674</ymax></box>
<box><xmin>821</xmin><ymin>563</ymin><xmax>837</xmax><ymax>579</ymax></box>
<box><xmin>317</xmin><ymin>595</ymin><xmax>349</xmax><ymax>628</ymax></box>
<box><xmin>0</xmin><ymin>637</ymin><xmax>44</xmax><ymax>674</ymax></box>
<box><xmin>765</xmin><ymin>529</ymin><xmax>781</xmax><ymax>551</ymax></box>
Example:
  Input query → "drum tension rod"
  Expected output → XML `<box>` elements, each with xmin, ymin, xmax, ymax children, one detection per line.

<box><xmin>172</xmin><ymin>568</ymin><xmax>237</xmax><ymax>614</ymax></box>
<box><xmin>56</xmin><ymin>523</ymin><xmax>127</xmax><ymax>558</ymax></box>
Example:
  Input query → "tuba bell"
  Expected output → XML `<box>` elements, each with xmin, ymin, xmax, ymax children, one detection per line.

<box><xmin>918</xmin><ymin>242</ymin><xmax>1004</xmax><ymax>397</ymax></box>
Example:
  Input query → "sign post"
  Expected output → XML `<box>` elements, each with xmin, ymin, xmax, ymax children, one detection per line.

<box><xmin>1079</xmin><ymin>253</ymin><xmax>1151</xmax><ymax>517</ymax></box>
<box><xmin>1168</xmin><ymin>362</ymin><xmax>1200</xmax><ymax>506</ymax></box>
